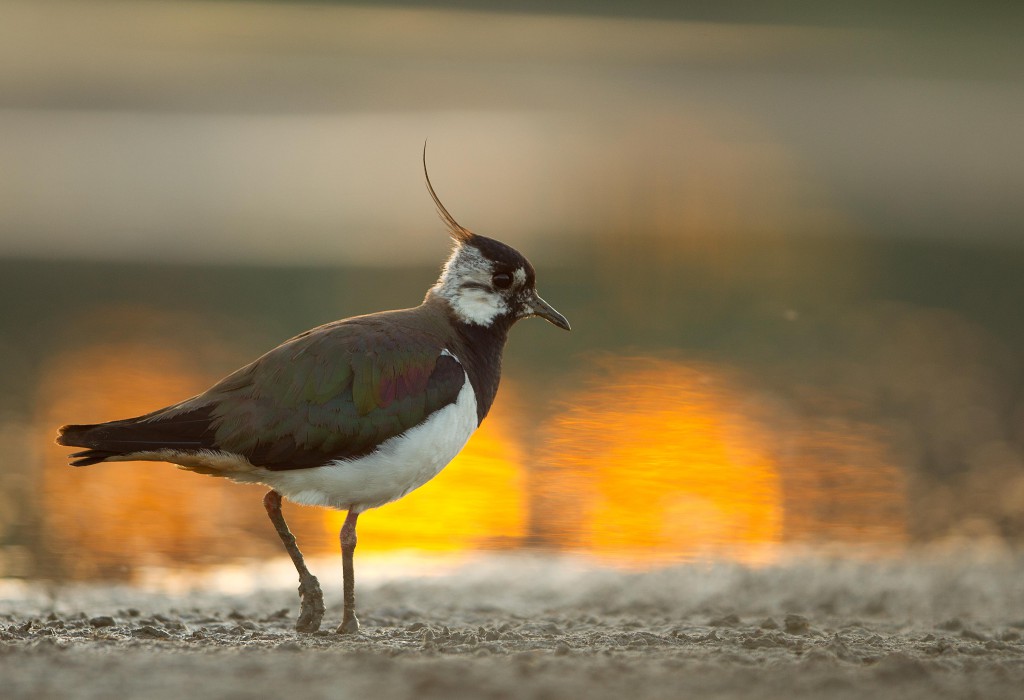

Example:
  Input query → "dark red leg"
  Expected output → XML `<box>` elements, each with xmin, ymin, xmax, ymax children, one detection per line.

<box><xmin>263</xmin><ymin>490</ymin><xmax>325</xmax><ymax>633</ymax></box>
<box><xmin>336</xmin><ymin>510</ymin><xmax>360</xmax><ymax>634</ymax></box>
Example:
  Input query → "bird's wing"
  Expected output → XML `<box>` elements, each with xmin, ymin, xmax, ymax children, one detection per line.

<box><xmin>59</xmin><ymin>317</ymin><xmax>466</xmax><ymax>470</ymax></box>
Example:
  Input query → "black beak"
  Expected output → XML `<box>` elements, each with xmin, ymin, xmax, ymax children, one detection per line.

<box><xmin>527</xmin><ymin>292</ymin><xmax>571</xmax><ymax>331</ymax></box>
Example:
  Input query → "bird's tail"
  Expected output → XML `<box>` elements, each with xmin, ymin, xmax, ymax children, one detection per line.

<box><xmin>56</xmin><ymin>423</ymin><xmax>134</xmax><ymax>466</ymax></box>
<box><xmin>56</xmin><ymin>405</ymin><xmax>217</xmax><ymax>467</ymax></box>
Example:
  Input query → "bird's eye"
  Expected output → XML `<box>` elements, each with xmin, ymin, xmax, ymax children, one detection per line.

<box><xmin>492</xmin><ymin>272</ymin><xmax>513</xmax><ymax>289</ymax></box>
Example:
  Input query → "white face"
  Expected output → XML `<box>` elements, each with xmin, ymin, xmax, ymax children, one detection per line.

<box><xmin>432</xmin><ymin>245</ymin><xmax>529</xmax><ymax>327</ymax></box>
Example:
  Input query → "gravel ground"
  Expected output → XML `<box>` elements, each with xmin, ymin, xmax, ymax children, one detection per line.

<box><xmin>2</xmin><ymin>552</ymin><xmax>1024</xmax><ymax>699</ymax></box>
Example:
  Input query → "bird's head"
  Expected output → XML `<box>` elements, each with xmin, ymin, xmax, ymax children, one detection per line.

<box><xmin>425</xmin><ymin>158</ymin><xmax>570</xmax><ymax>333</ymax></box>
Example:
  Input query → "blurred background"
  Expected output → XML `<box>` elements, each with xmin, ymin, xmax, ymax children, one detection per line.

<box><xmin>0</xmin><ymin>0</ymin><xmax>1022</xmax><ymax>582</ymax></box>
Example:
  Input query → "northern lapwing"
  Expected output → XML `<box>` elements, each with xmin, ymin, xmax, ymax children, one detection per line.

<box><xmin>56</xmin><ymin>154</ymin><xmax>570</xmax><ymax>634</ymax></box>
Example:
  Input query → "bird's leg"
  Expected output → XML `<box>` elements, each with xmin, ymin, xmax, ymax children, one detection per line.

<box><xmin>336</xmin><ymin>510</ymin><xmax>360</xmax><ymax>634</ymax></box>
<box><xmin>262</xmin><ymin>490</ymin><xmax>325</xmax><ymax>633</ymax></box>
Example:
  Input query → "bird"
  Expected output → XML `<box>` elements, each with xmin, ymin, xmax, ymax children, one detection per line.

<box><xmin>55</xmin><ymin>152</ymin><xmax>570</xmax><ymax>634</ymax></box>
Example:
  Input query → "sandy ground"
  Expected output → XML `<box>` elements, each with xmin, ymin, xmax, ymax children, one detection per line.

<box><xmin>2</xmin><ymin>552</ymin><xmax>1024</xmax><ymax>699</ymax></box>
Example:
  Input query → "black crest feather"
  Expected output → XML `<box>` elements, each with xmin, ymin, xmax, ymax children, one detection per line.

<box><xmin>423</xmin><ymin>142</ymin><xmax>474</xmax><ymax>244</ymax></box>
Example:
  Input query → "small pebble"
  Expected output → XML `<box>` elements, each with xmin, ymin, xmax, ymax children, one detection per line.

<box><xmin>133</xmin><ymin>625</ymin><xmax>171</xmax><ymax>639</ymax></box>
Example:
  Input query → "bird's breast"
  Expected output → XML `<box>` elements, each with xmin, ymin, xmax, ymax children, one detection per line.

<box><xmin>258</xmin><ymin>372</ymin><xmax>479</xmax><ymax>512</ymax></box>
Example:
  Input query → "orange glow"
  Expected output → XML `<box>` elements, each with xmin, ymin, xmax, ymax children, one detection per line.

<box><xmin>536</xmin><ymin>357</ymin><xmax>908</xmax><ymax>565</ymax></box>
<box><xmin>323</xmin><ymin>391</ymin><xmax>527</xmax><ymax>552</ymax></box>
<box><xmin>538</xmin><ymin>358</ymin><xmax>783</xmax><ymax>566</ymax></box>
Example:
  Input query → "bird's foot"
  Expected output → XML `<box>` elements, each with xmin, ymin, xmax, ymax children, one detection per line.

<box><xmin>295</xmin><ymin>575</ymin><xmax>326</xmax><ymax>633</ymax></box>
<box><xmin>336</xmin><ymin>612</ymin><xmax>360</xmax><ymax>635</ymax></box>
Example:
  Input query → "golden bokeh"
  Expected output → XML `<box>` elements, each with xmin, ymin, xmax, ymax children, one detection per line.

<box><xmin>536</xmin><ymin>357</ymin><xmax>909</xmax><ymax>565</ymax></box>
<box><xmin>538</xmin><ymin>358</ymin><xmax>784</xmax><ymax>566</ymax></box>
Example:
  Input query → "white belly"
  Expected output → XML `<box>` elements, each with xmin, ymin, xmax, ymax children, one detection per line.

<box><xmin>251</xmin><ymin>373</ymin><xmax>478</xmax><ymax>512</ymax></box>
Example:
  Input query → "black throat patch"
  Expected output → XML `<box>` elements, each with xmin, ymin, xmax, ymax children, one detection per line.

<box><xmin>447</xmin><ymin>314</ymin><xmax>511</xmax><ymax>424</ymax></box>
